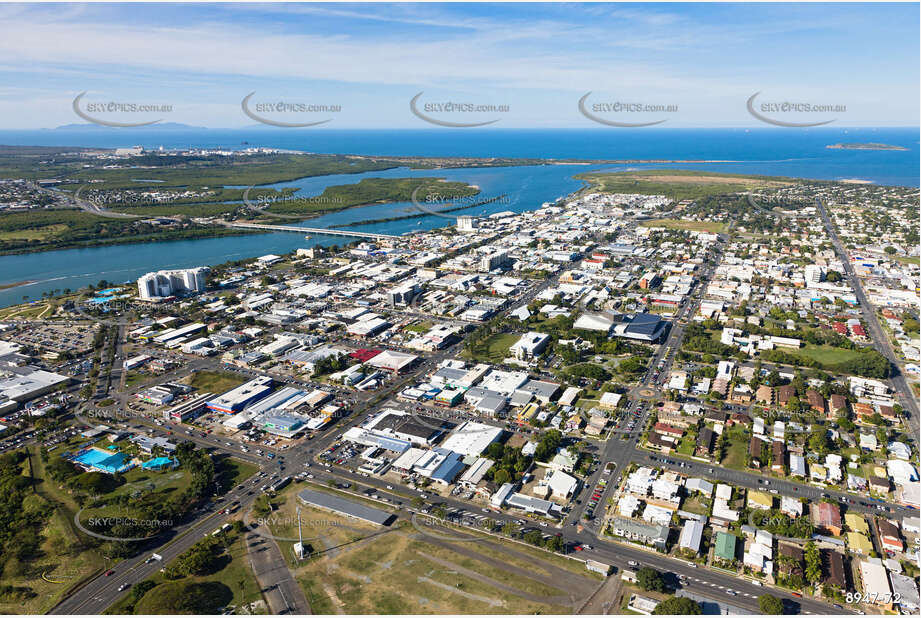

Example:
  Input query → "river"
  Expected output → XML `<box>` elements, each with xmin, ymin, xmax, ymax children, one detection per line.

<box><xmin>0</xmin><ymin>164</ymin><xmax>589</xmax><ymax>307</ymax></box>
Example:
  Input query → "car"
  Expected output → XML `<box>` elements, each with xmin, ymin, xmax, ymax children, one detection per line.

<box><xmin>628</xmin><ymin>560</ymin><xmax>638</xmax><ymax>567</ymax></box>
<box><xmin>118</xmin><ymin>583</ymin><xmax>129</xmax><ymax>591</ymax></box>
<box><xmin>105</xmin><ymin>569</ymin><xmax>115</xmax><ymax>576</ymax></box>
<box><xmin>725</xmin><ymin>589</ymin><xmax>736</xmax><ymax>596</ymax></box>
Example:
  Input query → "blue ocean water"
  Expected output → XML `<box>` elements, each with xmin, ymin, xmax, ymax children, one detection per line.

<box><xmin>1</xmin><ymin>127</ymin><xmax>918</xmax><ymax>186</ymax></box>
<box><xmin>0</xmin><ymin>127</ymin><xmax>916</xmax><ymax>307</ymax></box>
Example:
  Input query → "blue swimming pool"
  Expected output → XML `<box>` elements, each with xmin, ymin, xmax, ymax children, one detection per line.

<box><xmin>72</xmin><ymin>448</ymin><xmax>134</xmax><ymax>473</ymax></box>
<box><xmin>73</xmin><ymin>448</ymin><xmax>110</xmax><ymax>466</ymax></box>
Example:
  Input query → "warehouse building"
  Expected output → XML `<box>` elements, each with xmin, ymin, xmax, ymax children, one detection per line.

<box><xmin>206</xmin><ymin>376</ymin><xmax>273</xmax><ymax>414</ymax></box>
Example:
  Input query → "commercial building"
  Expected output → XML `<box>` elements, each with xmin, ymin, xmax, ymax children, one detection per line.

<box><xmin>610</xmin><ymin>517</ymin><xmax>669</xmax><ymax>551</ymax></box>
<box><xmin>387</xmin><ymin>280</ymin><xmax>420</xmax><ymax>306</ymax></box>
<box><xmin>479</xmin><ymin>250</ymin><xmax>511</xmax><ymax>272</ymax></box>
<box><xmin>0</xmin><ymin>368</ymin><xmax>69</xmax><ymax>408</ymax></box>
<box><xmin>206</xmin><ymin>376</ymin><xmax>273</xmax><ymax>414</ymax></box>
<box><xmin>509</xmin><ymin>332</ymin><xmax>550</xmax><ymax>360</ymax></box>
<box><xmin>457</xmin><ymin>216</ymin><xmax>479</xmax><ymax>232</ymax></box>
<box><xmin>611</xmin><ymin>313</ymin><xmax>667</xmax><ymax>342</ymax></box>
<box><xmin>439</xmin><ymin>421</ymin><xmax>503</xmax><ymax>457</ymax></box>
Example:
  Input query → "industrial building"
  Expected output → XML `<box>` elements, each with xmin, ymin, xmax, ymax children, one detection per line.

<box><xmin>297</xmin><ymin>489</ymin><xmax>394</xmax><ymax>526</ymax></box>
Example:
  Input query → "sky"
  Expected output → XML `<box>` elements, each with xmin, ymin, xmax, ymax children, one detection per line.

<box><xmin>0</xmin><ymin>2</ymin><xmax>918</xmax><ymax>129</ymax></box>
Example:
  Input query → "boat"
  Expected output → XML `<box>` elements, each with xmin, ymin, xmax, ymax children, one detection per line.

<box><xmin>304</xmin><ymin>235</ymin><xmax>311</xmax><ymax>240</ymax></box>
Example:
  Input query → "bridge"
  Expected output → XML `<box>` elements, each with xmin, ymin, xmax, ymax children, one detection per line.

<box><xmin>226</xmin><ymin>221</ymin><xmax>400</xmax><ymax>240</ymax></box>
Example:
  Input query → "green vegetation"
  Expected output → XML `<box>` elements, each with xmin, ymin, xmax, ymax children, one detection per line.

<box><xmin>48</xmin><ymin>442</ymin><xmax>216</xmax><ymax>557</ymax></box>
<box><xmin>0</xmin><ymin>209</ymin><xmax>251</xmax><ymax>256</ymax></box>
<box><xmin>108</xmin><ymin>523</ymin><xmax>260</xmax><ymax>614</ymax></box>
<box><xmin>653</xmin><ymin>596</ymin><xmax>701</xmax><ymax>615</ymax></box>
<box><xmin>0</xmin><ymin>447</ymin><xmax>108</xmax><ymax>614</ymax></box>
<box><xmin>64</xmin><ymin>153</ymin><xmax>404</xmax><ymax>190</ymax></box>
<box><xmin>636</xmin><ymin>567</ymin><xmax>666</xmax><ymax>592</ymax></box>
<box><xmin>186</xmin><ymin>370</ymin><xmax>247</xmax><ymax>394</ymax></box>
<box><xmin>262</xmin><ymin>177</ymin><xmax>478</xmax><ymax>217</ymax></box>
<box><xmin>758</xmin><ymin>594</ymin><xmax>785</xmax><ymax>614</ymax></box>
<box><xmin>577</xmin><ymin>169</ymin><xmax>792</xmax><ymax>200</ymax></box>
<box><xmin>462</xmin><ymin>332</ymin><xmax>519</xmax><ymax>363</ymax></box>
<box><xmin>641</xmin><ymin>219</ymin><xmax>727</xmax><ymax>233</ymax></box>
<box><xmin>720</xmin><ymin>425</ymin><xmax>751</xmax><ymax>470</ymax></box>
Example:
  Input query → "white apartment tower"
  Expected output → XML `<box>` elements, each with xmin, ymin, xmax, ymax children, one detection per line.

<box><xmin>138</xmin><ymin>266</ymin><xmax>209</xmax><ymax>300</ymax></box>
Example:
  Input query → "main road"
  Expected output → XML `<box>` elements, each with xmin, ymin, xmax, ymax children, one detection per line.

<box><xmin>815</xmin><ymin>197</ymin><xmax>919</xmax><ymax>434</ymax></box>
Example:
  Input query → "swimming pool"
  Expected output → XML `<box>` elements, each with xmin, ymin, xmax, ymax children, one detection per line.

<box><xmin>73</xmin><ymin>448</ymin><xmax>110</xmax><ymax>466</ymax></box>
<box><xmin>72</xmin><ymin>448</ymin><xmax>134</xmax><ymax>473</ymax></box>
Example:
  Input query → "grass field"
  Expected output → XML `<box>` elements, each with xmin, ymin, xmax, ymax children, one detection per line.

<box><xmin>291</xmin><ymin>529</ymin><xmax>576</xmax><ymax>614</ymax></box>
<box><xmin>721</xmin><ymin>425</ymin><xmax>751</xmax><ymax>470</ymax></box>
<box><xmin>793</xmin><ymin>344</ymin><xmax>865</xmax><ymax>366</ymax></box>
<box><xmin>0</xmin><ymin>301</ymin><xmax>57</xmax><ymax>320</ymax></box>
<box><xmin>260</xmin><ymin>485</ymin><xmax>597</xmax><ymax>614</ymax></box>
<box><xmin>640</xmin><ymin>219</ymin><xmax>728</xmax><ymax>233</ymax></box>
<box><xmin>217</xmin><ymin>457</ymin><xmax>259</xmax><ymax>491</ymax></box>
<box><xmin>461</xmin><ymin>332</ymin><xmax>519</xmax><ymax>363</ymax></box>
<box><xmin>576</xmin><ymin>169</ymin><xmax>793</xmax><ymax>200</ymax></box>
<box><xmin>0</xmin><ymin>223</ymin><xmax>69</xmax><ymax>241</ymax></box>
<box><xmin>405</xmin><ymin>320</ymin><xmax>433</xmax><ymax>333</ymax></box>
<box><xmin>676</xmin><ymin>429</ymin><xmax>698</xmax><ymax>456</ymax></box>
<box><xmin>185</xmin><ymin>370</ymin><xmax>247</xmax><ymax>394</ymax></box>
<box><xmin>0</xmin><ymin>448</ymin><xmax>106</xmax><ymax>615</ymax></box>
<box><xmin>123</xmin><ymin>370</ymin><xmax>147</xmax><ymax>389</ymax></box>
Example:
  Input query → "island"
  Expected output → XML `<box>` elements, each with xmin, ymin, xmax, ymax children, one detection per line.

<box><xmin>826</xmin><ymin>142</ymin><xmax>908</xmax><ymax>151</ymax></box>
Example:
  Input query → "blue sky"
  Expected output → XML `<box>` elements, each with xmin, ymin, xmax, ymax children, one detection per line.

<box><xmin>0</xmin><ymin>2</ymin><xmax>917</xmax><ymax>128</ymax></box>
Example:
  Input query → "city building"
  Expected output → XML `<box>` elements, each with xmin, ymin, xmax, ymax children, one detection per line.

<box><xmin>138</xmin><ymin>266</ymin><xmax>209</xmax><ymax>299</ymax></box>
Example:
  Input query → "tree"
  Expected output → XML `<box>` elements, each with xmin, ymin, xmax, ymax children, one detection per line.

<box><xmin>544</xmin><ymin>535</ymin><xmax>563</xmax><ymax>552</ymax></box>
<box><xmin>759</xmin><ymin>594</ymin><xmax>784</xmax><ymax>614</ymax></box>
<box><xmin>804</xmin><ymin>541</ymin><xmax>821</xmax><ymax>584</ymax></box>
<box><xmin>883</xmin><ymin>246</ymin><xmax>897</xmax><ymax>255</ymax></box>
<box><xmin>501</xmin><ymin>521</ymin><xmax>519</xmax><ymax>537</ymax></box>
<box><xmin>653</xmin><ymin>597</ymin><xmax>701</xmax><ymax>615</ymax></box>
<box><xmin>523</xmin><ymin>530</ymin><xmax>543</xmax><ymax>546</ymax></box>
<box><xmin>636</xmin><ymin>567</ymin><xmax>665</xmax><ymax>592</ymax></box>
<box><xmin>492</xmin><ymin>468</ymin><xmax>511</xmax><ymax>486</ymax></box>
